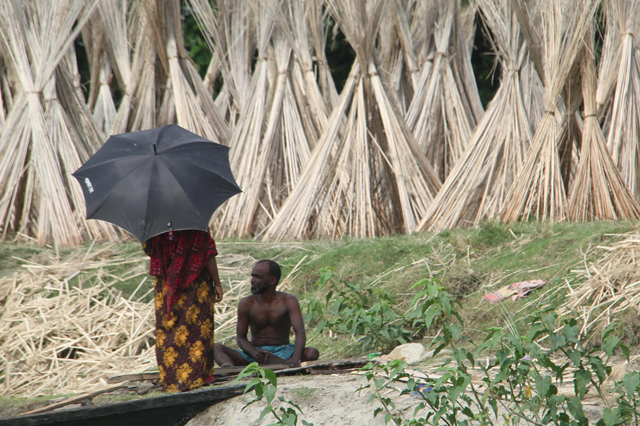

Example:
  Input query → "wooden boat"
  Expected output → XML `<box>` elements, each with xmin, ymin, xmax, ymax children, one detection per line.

<box><xmin>0</xmin><ymin>384</ymin><xmax>246</xmax><ymax>426</ymax></box>
<box><xmin>0</xmin><ymin>358</ymin><xmax>369</xmax><ymax>426</ymax></box>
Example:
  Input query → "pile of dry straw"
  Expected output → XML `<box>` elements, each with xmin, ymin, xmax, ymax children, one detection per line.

<box><xmin>0</xmin><ymin>243</ymin><xmax>262</xmax><ymax>397</ymax></box>
<box><xmin>565</xmin><ymin>232</ymin><xmax>640</xmax><ymax>336</ymax></box>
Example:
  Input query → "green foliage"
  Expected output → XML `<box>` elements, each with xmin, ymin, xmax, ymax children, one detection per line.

<box><xmin>234</xmin><ymin>363</ymin><xmax>313</xmax><ymax>426</ymax></box>
<box><xmin>303</xmin><ymin>271</ymin><xmax>465</xmax><ymax>354</ymax></box>
<box><xmin>182</xmin><ymin>8</ymin><xmax>212</xmax><ymax>78</ymax></box>
<box><xmin>358</xmin><ymin>281</ymin><xmax>640</xmax><ymax>426</ymax></box>
<box><xmin>304</xmin><ymin>267</ymin><xmax>413</xmax><ymax>351</ymax></box>
<box><xmin>405</xmin><ymin>279</ymin><xmax>462</xmax><ymax>355</ymax></box>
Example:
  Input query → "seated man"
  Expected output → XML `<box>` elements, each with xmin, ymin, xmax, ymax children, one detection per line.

<box><xmin>214</xmin><ymin>259</ymin><xmax>319</xmax><ymax>368</ymax></box>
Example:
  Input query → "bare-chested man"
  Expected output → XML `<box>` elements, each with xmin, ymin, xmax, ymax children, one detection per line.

<box><xmin>214</xmin><ymin>260</ymin><xmax>319</xmax><ymax>368</ymax></box>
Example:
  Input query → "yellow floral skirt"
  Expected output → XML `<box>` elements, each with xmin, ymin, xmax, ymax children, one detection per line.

<box><xmin>153</xmin><ymin>272</ymin><xmax>215</xmax><ymax>392</ymax></box>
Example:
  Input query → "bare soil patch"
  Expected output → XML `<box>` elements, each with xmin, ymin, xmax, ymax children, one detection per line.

<box><xmin>188</xmin><ymin>372</ymin><xmax>609</xmax><ymax>426</ymax></box>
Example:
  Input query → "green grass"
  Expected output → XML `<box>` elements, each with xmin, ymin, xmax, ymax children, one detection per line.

<box><xmin>0</xmin><ymin>243</ymin><xmax>47</xmax><ymax>277</ymax></box>
<box><xmin>0</xmin><ymin>395</ymin><xmax>70</xmax><ymax>418</ymax></box>
<box><xmin>4</xmin><ymin>220</ymin><xmax>638</xmax><ymax>327</ymax></box>
<box><xmin>216</xmin><ymin>220</ymin><xmax>640</xmax><ymax>355</ymax></box>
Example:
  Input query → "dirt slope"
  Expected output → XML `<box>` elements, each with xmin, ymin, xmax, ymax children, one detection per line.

<box><xmin>188</xmin><ymin>374</ymin><xmax>395</xmax><ymax>426</ymax></box>
<box><xmin>188</xmin><ymin>371</ymin><xmax>609</xmax><ymax>426</ymax></box>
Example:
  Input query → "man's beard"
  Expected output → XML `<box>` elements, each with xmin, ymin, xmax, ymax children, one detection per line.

<box><xmin>251</xmin><ymin>284</ymin><xmax>268</xmax><ymax>295</ymax></box>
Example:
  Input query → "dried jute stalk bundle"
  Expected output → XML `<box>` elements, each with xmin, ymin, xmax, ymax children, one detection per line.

<box><xmin>192</xmin><ymin>0</ymin><xmax>256</xmax><ymax>130</ymax></box>
<box><xmin>0</xmin><ymin>0</ymin><xmax>115</xmax><ymax>246</ymax></box>
<box><xmin>187</xmin><ymin>0</ymin><xmax>246</xmax><ymax>127</ymax></box>
<box><xmin>418</xmin><ymin>0</ymin><xmax>540</xmax><ymax>232</ymax></box>
<box><xmin>0</xmin><ymin>244</ymin><xmax>260</xmax><ymax>397</ymax></box>
<box><xmin>403</xmin><ymin>0</ymin><xmax>483</xmax><ymax>181</ymax></box>
<box><xmin>212</xmin><ymin>0</ymin><xmax>279</xmax><ymax>238</ymax></box>
<box><xmin>567</xmin><ymin>30</ymin><xmax>640</xmax><ymax>221</ymax></box>
<box><xmin>263</xmin><ymin>0</ymin><xmax>441</xmax><ymax>241</ymax></box>
<box><xmin>143</xmin><ymin>0</ymin><xmax>229</xmax><ymax>145</ymax></box>
<box><xmin>502</xmin><ymin>0</ymin><xmax>599</xmax><ymax>223</ymax></box>
<box><xmin>564</xmin><ymin>233</ymin><xmax>640</xmax><ymax>336</ymax></box>
<box><xmin>606</xmin><ymin>0</ymin><xmax>640</xmax><ymax>201</ymax></box>
<box><xmin>99</xmin><ymin>0</ymin><xmax>159</xmax><ymax>134</ymax></box>
<box><xmin>306</xmin><ymin>0</ymin><xmax>340</xmax><ymax>112</ymax></box>
<box><xmin>275</xmin><ymin>0</ymin><xmax>331</xmax><ymax>138</ymax></box>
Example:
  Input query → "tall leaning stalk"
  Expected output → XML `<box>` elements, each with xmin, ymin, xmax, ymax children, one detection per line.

<box><xmin>606</xmin><ymin>0</ymin><xmax>640</xmax><ymax>200</ymax></box>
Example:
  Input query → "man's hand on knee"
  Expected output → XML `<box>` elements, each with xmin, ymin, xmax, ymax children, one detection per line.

<box><xmin>255</xmin><ymin>349</ymin><xmax>269</xmax><ymax>364</ymax></box>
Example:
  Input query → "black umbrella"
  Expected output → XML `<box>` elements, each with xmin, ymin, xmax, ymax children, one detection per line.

<box><xmin>73</xmin><ymin>125</ymin><xmax>241</xmax><ymax>242</ymax></box>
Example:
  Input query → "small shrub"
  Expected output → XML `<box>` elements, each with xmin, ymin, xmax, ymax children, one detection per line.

<box><xmin>234</xmin><ymin>363</ymin><xmax>313</xmax><ymax>426</ymax></box>
<box><xmin>303</xmin><ymin>267</ymin><xmax>413</xmax><ymax>351</ymax></box>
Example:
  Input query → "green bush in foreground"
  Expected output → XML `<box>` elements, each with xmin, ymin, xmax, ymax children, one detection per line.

<box><xmin>234</xmin><ymin>363</ymin><xmax>313</xmax><ymax>426</ymax></box>
<box><xmin>304</xmin><ymin>267</ymin><xmax>413</xmax><ymax>351</ymax></box>
<box><xmin>359</xmin><ymin>279</ymin><xmax>640</xmax><ymax>426</ymax></box>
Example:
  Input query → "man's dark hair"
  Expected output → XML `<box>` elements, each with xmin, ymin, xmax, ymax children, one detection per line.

<box><xmin>256</xmin><ymin>259</ymin><xmax>281</xmax><ymax>284</ymax></box>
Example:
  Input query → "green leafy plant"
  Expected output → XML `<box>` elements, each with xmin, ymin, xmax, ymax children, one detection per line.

<box><xmin>359</xmin><ymin>279</ymin><xmax>640</xmax><ymax>426</ymax></box>
<box><xmin>404</xmin><ymin>278</ymin><xmax>463</xmax><ymax>354</ymax></box>
<box><xmin>234</xmin><ymin>363</ymin><xmax>313</xmax><ymax>426</ymax></box>
<box><xmin>303</xmin><ymin>267</ymin><xmax>412</xmax><ymax>351</ymax></box>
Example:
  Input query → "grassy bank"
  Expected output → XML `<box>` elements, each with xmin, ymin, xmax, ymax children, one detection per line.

<box><xmin>1</xmin><ymin>219</ymin><xmax>639</xmax><ymax>414</ymax></box>
<box><xmin>2</xmin><ymin>220</ymin><xmax>638</xmax><ymax>354</ymax></box>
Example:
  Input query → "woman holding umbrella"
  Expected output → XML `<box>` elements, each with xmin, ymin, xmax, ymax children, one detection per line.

<box><xmin>73</xmin><ymin>125</ymin><xmax>242</xmax><ymax>392</ymax></box>
<box><xmin>143</xmin><ymin>229</ymin><xmax>223</xmax><ymax>392</ymax></box>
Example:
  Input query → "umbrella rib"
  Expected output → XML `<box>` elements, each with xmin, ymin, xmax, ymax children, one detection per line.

<box><xmin>160</xmin><ymin>155</ymin><xmax>241</xmax><ymax>189</ymax></box>
<box><xmin>161</xmin><ymin>140</ymin><xmax>226</xmax><ymax>154</ymax></box>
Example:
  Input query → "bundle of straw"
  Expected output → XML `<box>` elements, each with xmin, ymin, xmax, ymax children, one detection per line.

<box><xmin>595</xmin><ymin>1</ymin><xmax>623</xmax><ymax>117</ymax></box>
<box><xmin>260</xmin><ymin>61</ymin><xmax>360</xmax><ymax>241</ymax></box>
<box><xmin>102</xmin><ymin>0</ymin><xmax>159</xmax><ymax>133</ymax></box>
<box><xmin>215</xmin><ymin>0</ymin><xmax>256</xmax><ymax>126</ymax></box>
<box><xmin>263</xmin><ymin>0</ymin><xmax>441</xmax><ymax>241</ymax></box>
<box><xmin>147</xmin><ymin>0</ymin><xmax>229</xmax><ymax>145</ymax></box>
<box><xmin>90</xmin><ymin>0</ymin><xmax>133</xmax><ymax>135</ymax></box>
<box><xmin>0</xmin><ymin>0</ymin><xmax>101</xmax><ymax>245</ymax></box>
<box><xmin>276</xmin><ymin>0</ymin><xmax>331</xmax><ymax>136</ymax></box>
<box><xmin>187</xmin><ymin>0</ymin><xmax>236</xmax><ymax>122</ymax></box>
<box><xmin>403</xmin><ymin>0</ymin><xmax>483</xmax><ymax>180</ymax></box>
<box><xmin>218</xmin><ymin>27</ymin><xmax>315</xmax><ymax>238</ymax></box>
<box><xmin>307</xmin><ymin>0</ymin><xmax>340</xmax><ymax>111</ymax></box>
<box><xmin>213</xmin><ymin>0</ymin><xmax>276</xmax><ymax>237</ymax></box>
<box><xmin>567</xmin><ymin>30</ymin><xmax>640</xmax><ymax>221</ymax></box>
<box><xmin>91</xmin><ymin>57</ymin><xmax>117</xmax><ymax>136</ymax></box>
<box><xmin>502</xmin><ymin>0</ymin><xmax>599</xmax><ymax>223</ymax></box>
<box><xmin>418</xmin><ymin>0</ymin><xmax>537</xmax><ymax>231</ymax></box>
<box><xmin>606</xmin><ymin>0</ymin><xmax>640</xmax><ymax>200</ymax></box>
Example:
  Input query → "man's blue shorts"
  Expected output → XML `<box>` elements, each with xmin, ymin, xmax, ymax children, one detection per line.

<box><xmin>236</xmin><ymin>344</ymin><xmax>295</xmax><ymax>363</ymax></box>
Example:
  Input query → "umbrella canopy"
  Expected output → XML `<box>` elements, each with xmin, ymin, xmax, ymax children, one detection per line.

<box><xmin>73</xmin><ymin>125</ymin><xmax>241</xmax><ymax>242</ymax></box>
